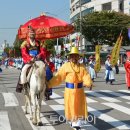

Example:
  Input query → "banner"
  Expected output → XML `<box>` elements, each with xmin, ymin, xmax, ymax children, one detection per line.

<box><xmin>110</xmin><ymin>34</ymin><xmax>123</xmax><ymax>66</ymax></box>
<box><xmin>94</xmin><ymin>45</ymin><xmax>101</xmax><ymax>73</ymax></box>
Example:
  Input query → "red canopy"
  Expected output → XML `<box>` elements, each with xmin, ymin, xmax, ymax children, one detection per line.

<box><xmin>18</xmin><ymin>15</ymin><xmax>74</xmax><ymax>40</ymax></box>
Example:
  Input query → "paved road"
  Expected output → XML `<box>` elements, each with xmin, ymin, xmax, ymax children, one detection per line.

<box><xmin>0</xmin><ymin>66</ymin><xmax>130</xmax><ymax>130</ymax></box>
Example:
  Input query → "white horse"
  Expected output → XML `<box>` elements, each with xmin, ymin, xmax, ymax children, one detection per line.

<box><xmin>24</xmin><ymin>60</ymin><xmax>46</xmax><ymax>126</ymax></box>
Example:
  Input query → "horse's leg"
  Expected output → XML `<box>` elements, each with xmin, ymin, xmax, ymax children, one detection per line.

<box><xmin>37</xmin><ymin>91</ymin><xmax>44</xmax><ymax>126</ymax></box>
<box><xmin>30</xmin><ymin>92</ymin><xmax>37</xmax><ymax>125</ymax></box>
<box><xmin>27</xmin><ymin>93</ymin><xmax>33</xmax><ymax>120</ymax></box>
<box><xmin>24</xmin><ymin>95</ymin><xmax>28</xmax><ymax>114</ymax></box>
<box><xmin>24</xmin><ymin>85</ymin><xmax>33</xmax><ymax>120</ymax></box>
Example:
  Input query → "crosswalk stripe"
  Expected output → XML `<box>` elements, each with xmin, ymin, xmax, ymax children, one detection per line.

<box><xmin>87</xmin><ymin>97</ymin><xmax>98</xmax><ymax>103</ymax></box>
<box><xmin>50</xmin><ymin>93</ymin><xmax>62</xmax><ymax>98</ymax></box>
<box><xmin>41</xmin><ymin>101</ymin><xmax>46</xmax><ymax>105</ymax></box>
<box><xmin>49</xmin><ymin>105</ymin><xmax>64</xmax><ymax>116</ymax></box>
<box><xmin>88</xmin><ymin>106</ymin><xmax>130</xmax><ymax>129</ymax></box>
<box><xmin>102</xmin><ymin>103</ymin><xmax>130</xmax><ymax>116</ymax></box>
<box><xmin>21</xmin><ymin>106</ymin><xmax>56</xmax><ymax>130</ymax></box>
<box><xmin>0</xmin><ymin>111</ymin><xmax>11</xmax><ymax>130</ymax></box>
<box><xmin>49</xmin><ymin>105</ymin><xmax>98</xmax><ymax>130</ymax></box>
<box><xmin>85</xmin><ymin>91</ymin><xmax>121</xmax><ymax>102</ymax></box>
<box><xmin>54</xmin><ymin>96</ymin><xmax>98</xmax><ymax>104</ymax></box>
<box><xmin>2</xmin><ymin>93</ymin><xmax>19</xmax><ymax>107</ymax></box>
<box><xmin>119</xmin><ymin>90</ymin><xmax>130</xmax><ymax>94</ymax></box>
<box><xmin>55</xmin><ymin>99</ymin><xmax>64</xmax><ymax>104</ymax></box>
<box><xmin>100</xmin><ymin>90</ymin><xmax>130</xmax><ymax>101</ymax></box>
<box><xmin>126</xmin><ymin>102</ymin><xmax>130</xmax><ymax>104</ymax></box>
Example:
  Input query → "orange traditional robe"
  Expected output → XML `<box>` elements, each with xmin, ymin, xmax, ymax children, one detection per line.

<box><xmin>48</xmin><ymin>62</ymin><xmax>92</xmax><ymax>121</ymax></box>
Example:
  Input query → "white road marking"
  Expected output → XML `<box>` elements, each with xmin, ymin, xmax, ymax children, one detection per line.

<box><xmin>0</xmin><ymin>111</ymin><xmax>11</xmax><ymax>130</ymax></box>
<box><xmin>126</xmin><ymin>102</ymin><xmax>130</xmax><ymax>104</ymax></box>
<box><xmin>55</xmin><ymin>99</ymin><xmax>64</xmax><ymax>104</ymax></box>
<box><xmin>50</xmin><ymin>93</ymin><xmax>62</xmax><ymax>99</ymax></box>
<box><xmin>102</xmin><ymin>103</ymin><xmax>130</xmax><ymax>116</ymax></box>
<box><xmin>85</xmin><ymin>91</ymin><xmax>121</xmax><ymax>102</ymax></box>
<box><xmin>100</xmin><ymin>90</ymin><xmax>130</xmax><ymax>101</ymax></box>
<box><xmin>119</xmin><ymin>90</ymin><xmax>130</xmax><ymax>94</ymax></box>
<box><xmin>41</xmin><ymin>100</ymin><xmax>46</xmax><ymax>105</ymax></box>
<box><xmin>49</xmin><ymin>105</ymin><xmax>64</xmax><ymax>116</ymax></box>
<box><xmin>55</xmin><ymin>97</ymin><xmax>97</xmax><ymax>104</ymax></box>
<box><xmin>88</xmin><ymin>106</ymin><xmax>130</xmax><ymax>129</ymax></box>
<box><xmin>2</xmin><ymin>93</ymin><xmax>19</xmax><ymax>107</ymax></box>
<box><xmin>87</xmin><ymin>97</ymin><xmax>98</xmax><ymax>103</ymax></box>
<box><xmin>22</xmin><ymin>106</ymin><xmax>56</xmax><ymax>130</ymax></box>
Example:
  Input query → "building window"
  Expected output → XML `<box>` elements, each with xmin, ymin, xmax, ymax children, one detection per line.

<box><xmin>81</xmin><ymin>0</ymin><xmax>91</xmax><ymax>5</ymax></box>
<box><xmin>70</xmin><ymin>7</ymin><xmax>94</xmax><ymax>23</ymax></box>
<box><xmin>119</xmin><ymin>0</ymin><xmax>124</xmax><ymax>12</ymax></box>
<box><xmin>71</xmin><ymin>0</ymin><xmax>75</xmax><ymax>4</ymax></box>
<box><xmin>102</xmin><ymin>2</ymin><xmax>111</xmax><ymax>10</ymax></box>
<box><xmin>82</xmin><ymin>7</ymin><xmax>94</xmax><ymax>16</ymax></box>
<box><xmin>72</xmin><ymin>5</ymin><xmax>75</xmax><ymax>12</ymax></box>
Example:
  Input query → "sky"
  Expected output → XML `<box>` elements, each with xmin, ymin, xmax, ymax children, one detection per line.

<box><xmin>0</xmin><ymin>0</ymin><xmax>70</xmax><ymax>46</ymax></box>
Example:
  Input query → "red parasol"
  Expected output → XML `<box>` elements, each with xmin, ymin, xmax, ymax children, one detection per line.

<box><xmin>18</xmin><ymin>14</ymin><xmax>74</xmax><ymax>40</ymax></box>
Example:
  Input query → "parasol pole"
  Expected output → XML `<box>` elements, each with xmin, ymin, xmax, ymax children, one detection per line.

<box><xmin>57</xmin><ymin>38</ymin><xmax>59</xmax><ymax>54</ymax></box>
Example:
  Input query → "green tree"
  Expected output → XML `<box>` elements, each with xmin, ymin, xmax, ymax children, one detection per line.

<box><xmin>74</xmin><ymin>11</ymin><xmax>130</xmax><ymax>46</ymax></box>
<box><xmin>13</xmin><ymin>34</ymin><xmax>23</xmax><ymax>48</ymax></box>
<box><xmin>45</xmin><ymin>38</ymin><xmax>64</xmax><ymax>55</ymax></box>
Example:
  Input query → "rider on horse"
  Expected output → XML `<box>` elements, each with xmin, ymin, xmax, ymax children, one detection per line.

<box><xmin>16</xmin><ymin>26</ymin><xmax>50</xmax><ymax>93</ymax></box>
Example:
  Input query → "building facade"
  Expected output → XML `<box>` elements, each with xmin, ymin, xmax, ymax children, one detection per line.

<box><xmin>70</xmin><ymin>0</ymin><xmax>130</xmax><ymax>23</ymax></box>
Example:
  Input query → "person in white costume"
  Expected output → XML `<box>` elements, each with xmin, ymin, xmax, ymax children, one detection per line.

<box><xmin>89</xmin><ymin>55</ymin><xmax>96</xmax><ymax>81</ymax></box>
<box><xmin>105</xmin><ymin>55</ymin><xmax>115</xmax><ymax>84</ymax></box>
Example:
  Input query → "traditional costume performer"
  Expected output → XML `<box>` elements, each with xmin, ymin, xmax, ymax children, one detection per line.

<box><xmin>16</xmin><ymin>27</ymin><xmax>48</xmax><ymax>93</ymax></box>
<box><xmin>105</xmin><ymin>55</ymin><xmax>115</xmax><ymax>84</ymax></box>
<box><xmin>45</xmin><ymin>51</ymin><xmax>55</xmax><ymax>100</ymax></box>
<box><xmin>124</xmin><ymin>52</ymin><xmax>130</xmax><ymax>89</ymax></box>
<box><xmin>89</xmin><ymin>55</ymin><xmax>96</xmax><ymax>81</ymax></box>
<box><xmin>48</xmin><ymin>47</ymin><xmax>92</xmax><ymax>129</ymax></box>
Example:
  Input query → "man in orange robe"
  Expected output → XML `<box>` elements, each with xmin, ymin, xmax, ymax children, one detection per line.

<box><xmin>124</xmin><ymin>51</ymin><xmax>130</xmax><ymax>89</ymax></box>
<box><xmin>48</xmin><ymin>47</ymin><xmax>93</xmax><ymax>129</ymax></box>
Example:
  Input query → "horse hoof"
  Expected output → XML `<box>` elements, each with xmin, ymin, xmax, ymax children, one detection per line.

<box><xmin>32</xmin><ymin>121</ymin><xmax>37</xmax><ymax>125</ymax></box>
<box><xmin>37</xmin><ymin>121</ymin><xmax>43</xmax><ymax>126</ymax></box>
<box><xmin>24</xmin><ymin>111</ymin><xmax>28</xmax><ymax>114</ymax></box>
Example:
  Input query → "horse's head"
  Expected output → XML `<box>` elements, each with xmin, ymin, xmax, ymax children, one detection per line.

<box><xmin>33</xmin><ymin>61</ymin><xmax>46</xmax><ymax>80</ymax></box>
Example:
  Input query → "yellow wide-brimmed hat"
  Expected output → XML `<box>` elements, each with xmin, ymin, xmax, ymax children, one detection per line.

<box><xmin>69</xmin><ymin>47</ymin><xmax>79</xmax><ymax>55</ymax></box>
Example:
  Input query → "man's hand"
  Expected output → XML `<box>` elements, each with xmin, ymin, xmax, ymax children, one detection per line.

<box><xmin>89</xmin><ymin>86</ymin><xmax>92</xmax><ymax>90</ymax></box>
<box><xmin>89</xmin><ymin>84</ymin><xmax>95</xmax><ymax>90</ymax></box>
<box><xmin>30</xmin><ymin>57</ymin><xmax>35</xmax><ymax>64</ymax></box>
<box><xmin>36</xmin><ymin>55</ymin><xmax>40</xmax><ymax>60</ymax></box>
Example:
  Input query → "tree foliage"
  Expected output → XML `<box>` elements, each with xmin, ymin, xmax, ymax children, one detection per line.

<box><xmin>13</xmin><ymin>34</ymin><xmax>23</xmax><ymax>48</ymax></box>
<box><xmin>74</xmin><ymin>11</ymin><xmax>130</xmax><ymax>46</ymax></box>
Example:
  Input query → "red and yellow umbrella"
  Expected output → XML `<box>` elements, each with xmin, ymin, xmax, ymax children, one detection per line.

<box><xmin>18</xmin><ymin>14</ymin><xmax>74</xmax><ymax>40</ymax></box>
